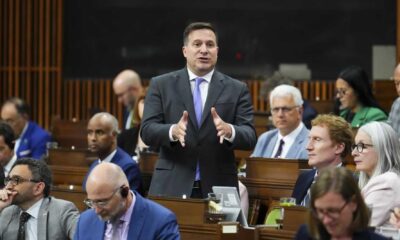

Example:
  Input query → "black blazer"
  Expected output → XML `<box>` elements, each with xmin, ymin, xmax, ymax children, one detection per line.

<box><xmin>141</xmin><ymin>68</ymin><xmax>257</xmax><ymax>198</ymax></box>
<box><xmin>295</xmin><ymin>224</ymin><xmax>390</xmax><ymax>240</ymax></box>
<box><xmin>292</xmin><ymin>169</ymin><xmax>316</xmax><ymax>205</ymax></box>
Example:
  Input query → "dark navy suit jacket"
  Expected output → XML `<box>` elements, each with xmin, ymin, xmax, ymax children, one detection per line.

<box><xmin>16</xmin><ymin>121</ymin><xmax>51</xmax><ymax>159</ymax></box>
<box><xmin>295</xmin><ymin>224</ymin><xmax>389</xmax><ymax>240</ymax></box>
<box><xmin>291</xmin><ymin>169</ymin><xmax>316</xmax><ymax>205</ymax></box>
<box><xmin>74</xmin><ymin>191</ymin><xmax>180</xmax><ymax>240</ymax></box>
<box><xmin>83</xmin><ymin>148</ymin><xmax>143</xmax><ymax>194</ymax></box>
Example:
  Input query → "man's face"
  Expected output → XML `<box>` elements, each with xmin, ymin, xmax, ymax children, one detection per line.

<box><xmin>271</xmin><ymin>95</ymin><xmax>302</xmax><ymax>136</ymax></box>
<box><xmin>307</xmin><ymin>125</ymin><xmax>343</xmax><ymax>169</ymax></box>
<box><xmin>5</xmin><ymin>165</ymin><xmax>41</xmax><ymax>207</ymax></box>
<box><xmin>1</xmin><ymin>103</ymin><xmax>26</xmax><ymax>137</ymax></box>
<box><xmin>393</xmin><ymin>67</ymin><xmax>400</xmax><ymax>96</ymax></box>
<box><xmin>0</xmin><ymin>136</ymin><xmax>13</xmax><ymax>167</ymax></box>
<box><xmin>86</xmin><ymin>183</ymin><xmax>125</xmax><ymax>222</ymax></box>
<box><xmin>87</xmin><ymin>118</ymin><xmax>116</xmax><ymax>157</ymax></box>
<box><xmin>113</xmin><ymin>83</ymin><xmax>138</xmax><ymax>109</ymax></box>
<box><xmin>182</xmin><ymin>29</ymin><xmax>218</xmax><ymax>76</ymax></box>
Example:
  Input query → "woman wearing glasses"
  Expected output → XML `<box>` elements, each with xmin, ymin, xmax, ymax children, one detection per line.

<box><xmin>335</xmin><ymin>66</ymin><xmax>387</xmax><ymax>128</ymax></box>
<box><xmin>295</xmin><ymin>167</ymin><xmax>388</xmax><ymax>240</ymax></box>
<box><xmin>352</xmin><ymin>121</ymin><xmax>400</xmax><ymax>227</ymax></box>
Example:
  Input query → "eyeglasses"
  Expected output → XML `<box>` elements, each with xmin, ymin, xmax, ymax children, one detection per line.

<box><xmin>312</xmin><ymin>201</ymin><xmax>348</xmax><ymax>219</ymax></box>
<box><xmin>335</xmin><ymin>88</ymin><xmax>348</xmax><ymax>96</ymax></box>
<box><xmin>351</xmin><ymin>143</ymin><xmax>374</xmax><ymax>153</ymax></box>
<box><xmin>83</xmin><ymin>186</ymin><xmax>121</xmax><ymax>208</ymax></box>
<box><xmin>4</xmin><ymin>176</ymin><xmax>41</xmax><ymax>186</ymax></box>
<box><xmin>270</xmin><ymin>106</ymin><xmax>299</xmax><ymax>114</ymax></box>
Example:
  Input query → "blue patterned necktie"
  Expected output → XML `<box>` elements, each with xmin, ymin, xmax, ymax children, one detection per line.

<box><xmin>193</xmin><ymin>77</ymin><xmax>205</xmax><ymax>181</ymax></box>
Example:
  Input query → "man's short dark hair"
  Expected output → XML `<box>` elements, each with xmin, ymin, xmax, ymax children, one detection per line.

<box><xmin>2</xmin><ymin>97</ymin><xmax>30</xmax><ymax>116</ymax></box>
<box><xmin>12</xmin><ymin>158</ymin><xmax>52</xmax><ymax>197</ymax></box>
<box><xmin>183</xmin><ymin>22</ymin><xmax>218</xmax><ymax>45</ymax></box>
<box><xmin>0</xmin><ymin>121</ymin><xmax>15</xmax><ymax>149</ymax></box>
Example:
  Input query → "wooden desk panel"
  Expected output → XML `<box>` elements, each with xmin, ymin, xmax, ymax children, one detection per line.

<box><xmin>246</xmin><ymin>158</ymin><xmax>310</xmax><ymax>181</ymax></box>
<box><xmin>51</xmin><ymin>186</ymin><xmax>86</xmax><ymax>212</ymax></box>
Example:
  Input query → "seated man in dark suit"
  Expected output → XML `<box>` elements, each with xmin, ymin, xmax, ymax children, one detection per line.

<box><xmin>0</xmin><ymin>158</ymin><xmax>79</xmax><ymax>239</ymax></box>
<box><xmin>0</xmin><ymin>122</ymin><xmax>16</xmax><ymax>177</ymax></box>
<box><xmin>83</xmin><ymin>112</ymin><xmax>143</xmax><ymax>194</ymax></box>
<box><xmin>74</xmin><ymin>162</ymin><xmax>180</xmax><ymax>240</ymax></box>
<box><xmin>292</xmin><ymin>114</ymin><xmax>354</xmax><ymax>206</ymax></box>
<box><xmin>1</xmin><ymin>98</ymin><xmax>51</xmax><ymax>159</ymax></box>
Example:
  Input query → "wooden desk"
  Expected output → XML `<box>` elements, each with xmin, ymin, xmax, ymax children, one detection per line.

<box><xmin>139</xmin><ymin>151</ymin><xmax>158</xmax><ymax>194</ymax></box>
<box><xmin>51</xmin><ymin>185</ymin><xmax>86</xmax><ymax>212</ymax></box>
<box><xmin>51</xmin><ymin>118</ymin><xmax>88</xmax><ymax>149</ymax></box>
<box><xmin>282</xmin><ymin>206</ymin><xmax>308</xmax><ymax>231</ymax></box>
<box><xmin>243</xmin><ymin>158</ymin><xmax>310</xmax><ymax>201</ymax></box>
<box><xmin>48</xmin><ymin>148</ymin><xmax>95</xmax><ymax>167</ymax></box>
<box><xmin>255</xmin><ymin>227</ymin><xmax>296</xmax><ymax>240</ymax></box>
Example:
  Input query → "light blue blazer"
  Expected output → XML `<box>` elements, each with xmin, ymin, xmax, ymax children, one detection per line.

<box><xmin>251</xmin><ymin>125</ymin><xmax>309</xmax><ymax>159</ymax></box>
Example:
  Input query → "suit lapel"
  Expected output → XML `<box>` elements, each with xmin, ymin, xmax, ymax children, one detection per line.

<box><xmin>37</xmin><ymin>197</ymin><xmax>50</xmax><ymax>240</ymax></box>
<box><xmin>176</xmin><ymin>69</ymin><xmax>198</xmax><ymax>129</ymax></box>
<box><xmin>127</xmin><ymin>193</ymin><xmax>146</xmax><ymax>239</ymax></box>
<box><xmin>287</xmin><ymin>126</ymin><xmax>307</xmax><ymax>158</ymax></box>
<box><xmin>201</xmin><ymin>71</ymin><xmax>224</xmax><ymax>127</ymax></box>
<box><xmin>266</xmin><ymin>132</ymin><xmax>279</xmax><ymax>158</ymax></box>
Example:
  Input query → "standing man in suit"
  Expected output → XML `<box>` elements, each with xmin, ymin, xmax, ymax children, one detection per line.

<box><xmin>0</xmin><ymin>158</ymin><xmax>79</xmax><ymax>239</ymax></box>
<box><xmin>141</xmin><ymin>22</ymin><xmax>256</xmax><ymax>198</ymax></box>
<box><xmin>75</xmin><ymin>162</ymin><xmax>180</xmax><ymax>240</ymax></box>
<box><xmin>1</xmin><ymin>98</ymin><xmax>51</xmax><ymax>159</ymax></box>
<box><xmin>291</xmin><ymin>114</ymin><xmax>354</xmax><ymax>206</ymax></box>
<box><xmin>251</xmin><ymin>84</ymin><xmax>309</xmax><ymax>159</ymax></box>
<box><xmin>0</xmin><ymin>122</ymin><xmax>16</xmax><ymax>178</ymax></box>
<box><xmin>83</xmin><ymin>112</ymin><xmax>143</xmax><ymax>194</ymax></box>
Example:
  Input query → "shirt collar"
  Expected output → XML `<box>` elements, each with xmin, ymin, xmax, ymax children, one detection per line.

<box><xmin>119</xmin><ymin>191</ymin><xmax>136</xmax><ymax>223</ymax></box>
<box><xmin>18</xmin><ymin>122</ymin><xmax>29</xmax><ymax>139</ymax></box>
<box><xmin>187</xmin><ymin>68</ymin><xmax>214</xmax><ymax>83</ymax></box>
<box><xmin>99</xmin><ymin>149</ymin><xmax>117</xmax><ymax>163</ymax></box>
<box><xmin>4</xmin><ymin>154</ymin><xmax>17</xmax><ymax>177</ymax></box>
<box><xmin>278</xmin><ymin>122</ymin><xmax>305</xmax><ymax>141</ymax></box>
<box><xmin>25</xmin><ymin>198</ymin><xmax>44</xmax><ymax>219</ymax></box>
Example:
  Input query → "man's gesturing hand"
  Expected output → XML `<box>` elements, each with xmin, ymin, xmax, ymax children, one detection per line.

<box><xmin>172</xmin><ymin>111</ymin><xmax>189</xmax><ymax>147</ymax></box>
<box><xmin>211</xmin><ymin>107</ymin><xmax>232</xmax><ymax>144</ymax></box>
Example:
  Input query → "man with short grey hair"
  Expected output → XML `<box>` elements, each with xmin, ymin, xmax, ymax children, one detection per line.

<box><xmin>251</xmin><ymin>84</ymin><xmax>309</xmax><ymax>159</ymax></box>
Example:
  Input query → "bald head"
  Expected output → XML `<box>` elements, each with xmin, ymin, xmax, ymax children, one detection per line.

<box><xmin>113</xmin><ymin>69</ymin><xmax>143</xmax><ymax>108</ymax></box>
<box><xmin>86</xmin><ymin>162</ymin><xmax>128</xmax><ymax>190</ymax></box>
<box><xmin>394</xmin><ymin>64</ymin><xmax>400</xmax><ymax>96</ymax></box>
<box><xmin>87</xmin><ymin>112</ymin><xmax>119</xmax><ymax>159</ymax></box>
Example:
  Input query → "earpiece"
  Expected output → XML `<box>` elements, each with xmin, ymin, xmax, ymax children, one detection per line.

<box><xmin>120</xmin><ymin>186</ymin><xmax>129</xmax><ymax>198</ymax></box>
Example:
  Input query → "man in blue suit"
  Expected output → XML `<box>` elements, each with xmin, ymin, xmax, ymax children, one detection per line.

<box><xmin>251</xmin><ymin>85</ymin><xmax>309</xmax><ymax>159</ymax></box>
<box><xmin>83</xmin><ymin>112</ymin><xmax>143</xmax><ymax>194</ymax></box>
<box><xmin>75</xmin><ymin>162</ymin><xmax>180</xmax><ymax>240</ymax></box>
<box><xmin>1</xmin><ymin>98</ymin><xmax>50</xmax><ymax>159</ymax></box>
<box><xmin>291</xmin><ymin>114</ymin><xmax>354</xmax><ymax>206</ymax></box>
